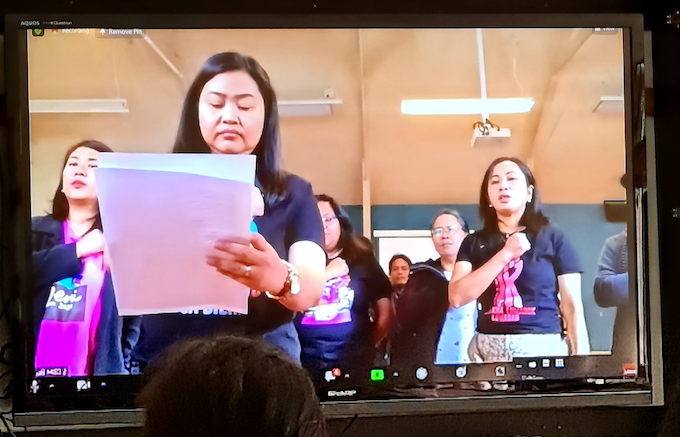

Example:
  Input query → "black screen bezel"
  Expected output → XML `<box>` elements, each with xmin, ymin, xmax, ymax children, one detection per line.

<box><xmin>2</xmin><ymin>13</ymin><xmax>656</xmax><ymax>426</ymax></box>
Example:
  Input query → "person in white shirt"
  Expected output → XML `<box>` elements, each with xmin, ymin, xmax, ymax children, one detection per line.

<box><xmin>423</xmin><ymin>210</ymin><xmax>478</xmax><ymax>365</ymax></box>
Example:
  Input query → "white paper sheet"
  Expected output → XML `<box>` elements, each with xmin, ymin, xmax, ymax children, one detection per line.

<box><xmin>96</xmin><ymin>153</ymin><xmax>256</xmax><ymax>316</ymax></box>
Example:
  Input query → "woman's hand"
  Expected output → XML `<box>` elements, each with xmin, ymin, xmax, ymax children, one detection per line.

<box><xmin>206</xmin><ymin>233</ymin><xmax>288</xmax><ymax>294</ymax></box>
<box><xmin>502</xmin><ymin>232</ymin><xmax>531</xmax><ymax>261</ymax></box>
<box><xmin>325</xmin><ymin>257</ymin><xmax>349</xmax><ymax>280</ymax></box>
<box><xmin>76</xmin><ymin>229</ymin><xmax>105</xmax><ymax>258</ymax></box>
<box><xmin>449</xmin><ymin>232</ymin><xmax>529</xmax><ymax>309</ymax></box>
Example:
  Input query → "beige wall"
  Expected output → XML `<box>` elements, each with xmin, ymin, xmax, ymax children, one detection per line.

<box><xmin>27</xmin><ymin>28</ymin><xmax>625</xmax><ymax>215</ymax></box>
<box><xmin>531</xmin><ymin>32</ymin><xmax>626</xmax><ymax>203</ymax></box>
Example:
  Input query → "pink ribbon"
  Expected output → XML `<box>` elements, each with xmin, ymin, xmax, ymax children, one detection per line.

<box><xmin>485</xmin><ymin>259</ymin><xmax>536</xmax><ymax>322</ymax></box>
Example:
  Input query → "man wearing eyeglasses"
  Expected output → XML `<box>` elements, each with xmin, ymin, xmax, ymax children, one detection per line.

<box><xmin>424</xmin><ymin>211</ymin><xmax>478</xmax><ymax>365</ymax></box>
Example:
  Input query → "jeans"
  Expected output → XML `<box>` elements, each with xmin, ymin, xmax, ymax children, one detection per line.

<box><xmin>262</xmin><ymin>321</ymin><xmax>302</xmax><ymax>364</ymax></box>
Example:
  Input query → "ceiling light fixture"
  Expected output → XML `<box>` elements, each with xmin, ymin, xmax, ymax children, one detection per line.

<box><xmin>401</xmin><ymin>98</ymin><xmax>534</xmax><ymax>115</ymax></box>
<box><xmin>401</xmin><ymin>29</ymin><xmax>534</xmax><ymax>118</ymax></box>
<box><xmin>29</xmin><ymin>99</ymin><xmax>130</xmax><ymax>113</ymax></box>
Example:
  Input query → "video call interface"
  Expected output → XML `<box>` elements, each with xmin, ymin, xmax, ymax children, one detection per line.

<box><xmin>21</xmin><ymin>25</ymin><xmax>640</xmax><ymax>402</ymax></box>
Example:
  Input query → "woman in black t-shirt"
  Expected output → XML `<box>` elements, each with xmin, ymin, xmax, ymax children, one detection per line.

<box><xmin>295</xmin><ymin>194</ymin><xmax>393</xmax><ymax>378</ymax></box>
<box><xmin>131</xmin><ymin>53</ymin><xmax>326</xmax><ymax>368</ymax></box>
<box><xmin>448</xmin><ymin>157</ymin><xmax>589</xmax><ymax>362</ymax></box>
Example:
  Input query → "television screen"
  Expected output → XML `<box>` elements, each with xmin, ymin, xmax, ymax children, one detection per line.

<box><xmin>2</xmin><ymin>14</ymin><xmax>661</xmax><ymax>426</ymax></box>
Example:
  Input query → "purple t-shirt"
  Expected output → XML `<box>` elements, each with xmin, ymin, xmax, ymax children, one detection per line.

<box><xmin>34</xmin><ymin>222</ymin><xmax>106</xmax><ymax>377</ymax></box>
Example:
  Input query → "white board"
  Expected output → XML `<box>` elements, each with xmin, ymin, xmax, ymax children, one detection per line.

<box><xmin>374</xmin><ymin>230</ymin><xmax>440</xmax><ymax>274</ymax></box>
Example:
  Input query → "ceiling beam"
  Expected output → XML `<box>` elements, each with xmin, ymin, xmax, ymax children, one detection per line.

<box><xmin>525</xmin><ymin>29</ymin><xmax>593</xmax><ymax>168</ymax></box>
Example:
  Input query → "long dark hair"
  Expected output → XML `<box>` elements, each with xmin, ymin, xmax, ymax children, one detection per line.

<box><xmin>138</xmin><ymin>335</ymin><xmax>327</xmax><ymax>437</ymax></box>
<box><xmin>316</xmin><ymin>194</ymin><xmax>373</xmax><ymax>264</ymax></box>
<box><xmin>51</xmin><ymin>140</ymin><xmax>113</xmax><ymax>231</ymax></box>
<box><xmin>172</xmin><ymin>52</ymin><xmax>287</xmax><ymax>205</ymax></box>
<box><xmin>479</xmin><ymin>157</ymin><xmax>549</xmax><ymax>234</ymax></box>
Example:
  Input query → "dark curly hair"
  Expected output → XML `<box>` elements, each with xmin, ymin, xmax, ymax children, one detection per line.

<box><xmin>138</xmin><ymin>335</ymin><xmax>327</xmax><ymax>437</ymax></box>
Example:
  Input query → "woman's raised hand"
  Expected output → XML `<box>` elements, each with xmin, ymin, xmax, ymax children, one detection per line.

<box><xmin>502</xmin><ymin>232</ymin><xmax>531</xmax><ymax>261</ymax></box>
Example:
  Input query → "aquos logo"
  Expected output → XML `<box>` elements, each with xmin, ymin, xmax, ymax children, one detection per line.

<box><xmin>21</xmin><ymin>21</ymin><xmax>41</xmax><ymax>26</ymax></box>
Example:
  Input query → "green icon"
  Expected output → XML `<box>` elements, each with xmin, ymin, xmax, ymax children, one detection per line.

<box><xmin>32</xmin><ymin>29</ymin><xmax>44</xmax><ymax>37</ymax></box>
<box><xmin>370</xmin><ymin>369</ymin><xmax>385</xmax><ymax>382</ymax></box>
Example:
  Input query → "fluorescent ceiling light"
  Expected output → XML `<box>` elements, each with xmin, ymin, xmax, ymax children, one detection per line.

<box><xmin>278</xmin><ymin>99</ymin><xmax>342</xmax><ymax>117</ymax></box>
<box><xmin>28</xmin><ymin>98</ymin><xmax>344</xmax><ymax>117</ymax></box>
<box><xmin>401</xmin><ymin>98</ymin><xmax>535</xmax><ymax>116</ymax></box>
<box><xmin>30</xmin><ymin>99</ymin><xmax>130</xmax><ymax>114</ymax></box>
<box><xmin>593</xmin><ymin>96</ymin><xmax>624</xmax><ymax>113</ymax></box>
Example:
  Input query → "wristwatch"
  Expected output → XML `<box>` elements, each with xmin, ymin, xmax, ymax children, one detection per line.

<box><xmin>265</xmin><ymin>260</ymin><xmax>300</xmax><ymax>301</ymax></box>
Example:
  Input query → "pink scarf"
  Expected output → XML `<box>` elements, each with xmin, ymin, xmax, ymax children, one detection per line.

<box><xmin>34</xmin><ymin>222</ymin><xmax>106</xmax><ymax>377</ymax></box>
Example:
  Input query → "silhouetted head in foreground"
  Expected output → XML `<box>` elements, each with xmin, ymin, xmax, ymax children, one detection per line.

<box><xmin>138</xmin><ymin>335</ymin><xmax>327</xmax><ymax>437</ymax></box>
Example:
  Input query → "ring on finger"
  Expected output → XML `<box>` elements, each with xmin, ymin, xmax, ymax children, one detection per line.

<box><xmin>244</xmin><ymin>265</ymin><xmax>252</xmax><ymax>277</ymax></box>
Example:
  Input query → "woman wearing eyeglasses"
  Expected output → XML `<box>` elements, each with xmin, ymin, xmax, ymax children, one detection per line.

<box><xmin>423</xmin><ymin>211</ymin><xmax>478</xmax><ymax>365</ymax></box>
<box><xmin>389</xmin><ymin>210</ymin><xmax>475</xmax><ymax>373</ymax></box>
<box><xmin>424</xmin><ymin>211</ymin><xmax>468</xmax><ymax>278</ymax></box>
<box><xmin>449</xmin><ymin>157</ymin><xmax>589</xmax><ymax>362</ymax></box>
<box><xmin>295</xmin><ymin>194</ymin><xmax>393</xmax><ymax>380</ymax></box>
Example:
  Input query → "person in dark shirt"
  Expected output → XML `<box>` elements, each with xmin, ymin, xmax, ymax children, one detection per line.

<box><xmin>295</xmin><ymin>194</ymin><xmax>393</xmax><ymax>380</ymax></box>
<box><xmin>131</xmin><ymin>52</ymin><xmax>326</xmax><ymax>370</ymax></box>
<box><xmin>449</xmin><ymin>157</ymin><xmax>589</xmax><ymax>362</ymax></box>
<box><xmin>387</xmin><ymin>253</ymin><xmax>412</xmax><ymax>310</ymax></box>
<box><xmin>593</xmin><ymin>230</ymin><xmax>630</xmax><ymax>353</ymax></box>
<box><xmin>389</xmin><ymin>254</ymin><xmax>412</xmax><ymax>287</ymax></box>
<box><xmin>594</xmin><ymin>149</ymin><xmax>645</xmax><ymax>359</ymax></box>
<box><xmin>593</xmin><ymin>174</ymin><xmax>633</xmax><ymax>322</ymax></box>
<box><xmin>32</xmin><ymin>140</ymin><xmax>140</xmax><ymax>377</ymax></box>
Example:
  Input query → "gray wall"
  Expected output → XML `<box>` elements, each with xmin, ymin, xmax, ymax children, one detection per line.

<box><xmin>342</xmin><ymin>204</ymin><xmax>625</xmax><ymax>352</ymax></box>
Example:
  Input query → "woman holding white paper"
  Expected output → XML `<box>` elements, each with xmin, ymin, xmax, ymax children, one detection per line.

<box><xmin>132</xmin><ymin>52</ymin><xmax>326</xmax><ymax>367</ymax></box>
<box><xmin>31</xmin><ymin>140</ymin><xmax>140</xmax><ymax>377</ymax></box>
